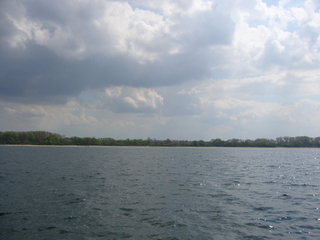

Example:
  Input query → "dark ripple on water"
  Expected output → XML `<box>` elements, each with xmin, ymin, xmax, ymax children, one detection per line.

<box><xmin>1</xmin><ymin>146</ymin><xmax>320</xmax><ymax>239</ymax></box>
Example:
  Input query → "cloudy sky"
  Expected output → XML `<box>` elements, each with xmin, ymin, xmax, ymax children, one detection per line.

<box><xmin>1</xmin><ymin>0</ymin><xmax>320</xmax><ymax>140</ymax></box>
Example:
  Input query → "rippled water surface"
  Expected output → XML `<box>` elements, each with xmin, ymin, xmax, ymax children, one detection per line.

<box><xmin>1</xmin><ymin>146</ymin><xmax>320</xmax><ymax>239</ymax></box>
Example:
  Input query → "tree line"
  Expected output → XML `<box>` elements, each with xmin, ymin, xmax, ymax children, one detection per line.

<box><xmin>1</xmin><ymin>131</ymin><xmax>320</xmax><ymax>148</ymax></box>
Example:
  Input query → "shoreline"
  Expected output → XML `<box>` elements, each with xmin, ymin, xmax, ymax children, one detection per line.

<box><xmin>1</xmin><ymin>144</ymin><xmax>318</xmax><ymax>149</ymax></box>
<box><xmin>0</xmin><ymin>144</ymin><xmax>221</xmax><ymax>148</ymax></box>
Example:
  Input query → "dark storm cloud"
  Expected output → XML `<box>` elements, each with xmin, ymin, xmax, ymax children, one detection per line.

<box><xmin>0</xmin><ymin>42</ymin><xmax>85</xmax><ymax>103</ymax></box>
<box><xmin>0</xmin><ymin>0</ymin><xmax>235</xmax><ymax>104</ymax></box>
<box><xmin>0</xmin><ymin>43</ymin><xmax>214</xmax><ymax>103</ymax></box>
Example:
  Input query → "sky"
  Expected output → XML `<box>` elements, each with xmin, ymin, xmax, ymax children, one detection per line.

<box><xmin>1</xmin><ymin>0</ymin><xmax>320</xmax><ymax>141</ymax></box>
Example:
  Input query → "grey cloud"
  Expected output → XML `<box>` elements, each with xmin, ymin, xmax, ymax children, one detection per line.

<box><xmin>256</xmin><ymin>38</ymin><xmax>314</xmax><ymax>72</ymax></box>
<box><xmin>257</xmin><ymin>39</ymin><xmax>287</xmax><ymax>69</ymax></box>
<box><xmin>177</xmin><ymin>9</ymin><xmax>235</xmax><ymax>47</ymax></box>
<box><xmin>107</xmin><ymin>98</ymin><xmax>157</xmax><ymax>114</ymax></box>
<box><xmin>0</xmin><ymin>0</ymin><xmax>235</xmax><ymax>104</ymax></box>
<box><xmin>0</xmin><ymin>42</ymin><xmax>211</xmax><ymax>103</ymax></box>
<box><xmin>298</xmin><ymin>24</ymin><xmax>319</xmax><ymax>48</ymax></box>
<box><xmin>24</xmin><ymin>1</ymin><xmax>73</xmax><ymax>25</ymax></box>
<box><xmin>0</xmin><ymin>42</ymin><xmax>86</xmax><ymax>103</ymax></box>
<box><xmin>162</xmin><ymin>92</ymin><xmax>203</xmax><ymax>116</ymax></box>
<box><xmin>2</xmin><ymin>0</ymin><xmax>320</xmax><ymax>141</ymax></box>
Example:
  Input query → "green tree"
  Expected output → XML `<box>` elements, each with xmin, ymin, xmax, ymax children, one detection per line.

<box><xmin>165</xmin><ymin>139</ymin><xmax>172</xmax><ymax>146</ymax></box>
<box><xmin>294</xmin><ymin>136</ymin><xmax>312</xmax><ymax>147</ymax></box>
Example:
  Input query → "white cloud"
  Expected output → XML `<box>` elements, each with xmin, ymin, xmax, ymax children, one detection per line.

<box><xmin>3</xmin><ymin>1</ymin><xmax>174</xmax><ymax>61</ymax></box>
<box><xmin>134</xmin><ymin>0</ymin><xmax>213</xmax><ymax>17</ymax></box>
<box><xmin>103</xmin><ymin>87</ymin><xmax>164</xmax><ymax>112</ymax></box>
<box><xmin>4</xmin><ymin>105</ymin><xmax>47</xmax><ymax>117</ymax></box>
<box><xmin>1</xmin><ymin>0</ymin><xmax>320</xmax><ymax>140</ymax></box>
<box><xmin>2</xmin><ymin>0</ymin><xmax>235</xmax><ymax>63</ymax></box>
<box><xmin>105</xmin><ymin>87</ymin><xmax>122</xmax><ymax>98</ymax></box>
<box><xmin>1</xmin><ymin>100</ymin><xmax>100</xmax><ymax>131</ymax></box>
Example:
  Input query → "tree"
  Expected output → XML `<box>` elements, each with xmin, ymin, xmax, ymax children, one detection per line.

<box><xmin>294</xmin><ymin>136</ymin><xmax>312</xmax><ymax>147</ymax></box>
<box><xmin>254</xmin><ymin>138</ymin><xmax>276</xmax><ymax>147</ymax></box>
<box><xmin>165</xmin><ymin>139</ymin><xmax>172</xmax><ymax>146</ymax></box>
<box><xmin>314</xmin><ymin>137</ymin><xmax>320</xmax><ymax>147</ymax></box>
<box><xmin>210</xmin><ymin>138</ymin><xmax>225</xmax><ymax>147</ymax></box>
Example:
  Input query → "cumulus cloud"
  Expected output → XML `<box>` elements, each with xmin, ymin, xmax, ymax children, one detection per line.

<box><xmin>0</xmin><ymin>0</ymin><xmax>235</xmax><ymax>104</ymax></box>
<box><xmin>1</xmin><ymin>0</ymin><xmax>320</xmax><ymax>140</ymax></box>
<box><xmin>103</xmin><ymin>87</ymin><xmax>164</xmax><ymax>113</ymax></box>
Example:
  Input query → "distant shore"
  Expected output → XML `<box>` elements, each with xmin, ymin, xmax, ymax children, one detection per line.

<box><xmin>1</xmin><ymin>131</ymin><xmax>320</xmax><ymax>148</ymax></box>
<box><xmin>0</xmin><ymin>144</ymin><xmax>220</xmax><ymax>148</ymax></box>
<box><xmin>1</xmin><ymin>144</ymin><xmax>319</xmax><ymax>149</ymax></box>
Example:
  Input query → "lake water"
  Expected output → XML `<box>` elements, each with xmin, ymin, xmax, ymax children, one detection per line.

<box><xmin>1</xmin><ymin>146</ymin><xmax>320</xmax><ymax>239</ymax></box>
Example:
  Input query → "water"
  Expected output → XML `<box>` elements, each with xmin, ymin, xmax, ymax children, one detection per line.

<box><xmin>1</xmin><ymin>146</ymin><xmax>320</xmax><ymax>239</ymax></box>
